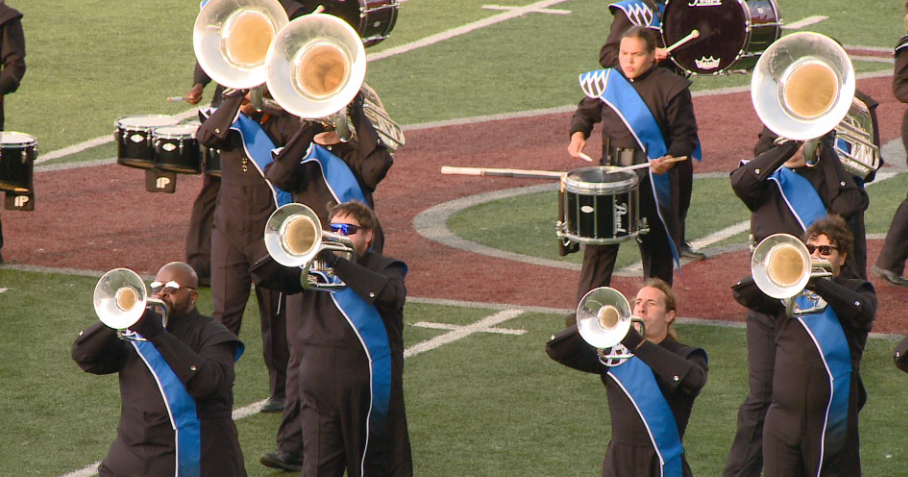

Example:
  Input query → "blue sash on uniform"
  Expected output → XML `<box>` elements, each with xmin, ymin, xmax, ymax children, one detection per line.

<box><xmin>581</xmin><ymin>68</ymin><xmax>703</xmax><ymax>268</ymax></box>
<box><xmin>609</xmin><ymin>0</ymin><xmax>662</xmax><ymax>29</ymax></box>
<box><xmin>232</xmin><ymin>114</ymin><xmax>294</xmax><ymax>208</ymax></box>
<box><xmin>794</xmin><ymin>296</ymin><xmax>852</xmax><ymax>467</ymax></box>
<box><xmin>131</xmin><ymin>335</ymin><xmax>244</xmax><ymax>477</ymax></box>
<box><xmin>300</xmin><ymin>144</ymin><xmax>368</xmax><ymax>205</ymax></box>
<box><xmin>767</xmin><ymin>167</ymin><xmax>827</xmax><ymax>230</ymax></box>
<box><xmin>329</xmin><ymin>263</ymin><xmax>406</xmax><ymax>438</ymax></box>
<box><xmin>608</xmin><ymin>357</ymin><xmax>683</xmax><ymax>477</ymax></box>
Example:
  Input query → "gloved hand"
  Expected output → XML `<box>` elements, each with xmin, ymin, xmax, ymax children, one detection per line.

<box><xmin>317</xmin><ymin>249</ymin><xmax>339</xmax><ymax>268</ymax></box>
<box><xmin>131</xmin><ymin>308</ymin><xmax>165</xmax><ymax>340</ymax></box>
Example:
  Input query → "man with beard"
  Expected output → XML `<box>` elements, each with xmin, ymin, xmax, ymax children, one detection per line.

<box><xmin>72</xmin><ymin>262</ymin><xmax>246</xmax><ymax>477</ymax></box>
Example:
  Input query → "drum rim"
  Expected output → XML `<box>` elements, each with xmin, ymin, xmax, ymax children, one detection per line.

<box><xmin>563</xmin><ymin>166</ymin><xmax>640</xmax><ymax>193</ymax></box>
<box><xmin>115</xmin><ymin>114</ymin><xmax>181</xmax><ymax>129</ymax></box>
<box><xmin>152</xmin><ymin>125</ymin><xmax>200</xmax><ymax>138</ymax></box>
<box><xmin>0</xmin><ymin>131</ymin><xmax>38</xmax><ymax>146</ymax></box>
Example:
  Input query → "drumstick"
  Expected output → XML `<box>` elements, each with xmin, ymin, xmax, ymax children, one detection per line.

<box><xmin>578</xmin><ymin>152</ymin><xmax>594</xmax><ymax>162</ymax></box>
<box><xmin>441</xmin><ymin>166</ymin><xmax>565</xmax><ymax>180</ymax></box>
<box><xmin>666</xmin><ymin>30</ymin><xmax>700</xmax><ymax>53</ymax></box>
<box><xmin>611</xmin><ymin>156</ymin><xmax>688</xmax><ymax>172</ymax></box>
<box><xmin>166</xmin><ymin>97</ymin><xmax>186</xmax><ymax>102</ymax></box>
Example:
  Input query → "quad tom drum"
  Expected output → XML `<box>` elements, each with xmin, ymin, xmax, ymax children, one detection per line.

<box><xmin>152</xmin><ymin>125</ymin><xmax>202</xmax><ymax>174</ymax></box>
<box><xmin>115</xmin><ymin>115</ymin><xmax>181</xmax><ymax>169</ymax></box>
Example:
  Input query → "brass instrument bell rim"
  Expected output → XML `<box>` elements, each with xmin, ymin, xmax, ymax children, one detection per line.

<box><xmin>778</xmin><ymin>58</ymin><xmax>840</xmax><ymax>121</ymax></box>
<box><xmin>93</xmin><ymin>268</ymin><xmax>148</xmax><ymax>331</ymax></box>
<box><xmin>220</xmin><ymin>7</ymin><xmax>275</xmax><ymax>69</ymax></box>
<box><xmin>290</xmin><ymin>40</ymin><xmax>352</xmax><ymax>101</ymax></box>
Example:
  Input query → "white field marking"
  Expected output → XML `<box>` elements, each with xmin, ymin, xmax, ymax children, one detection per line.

<box><xmin>482</xmin><ymin>5</ymin><xmax>571</xmax><ymax>15</ymax></box>
<box><xmin>366</xmin><ymin>0</ymin><xmax>574</xmax><ymax>62</ymax></box>
<box><xmin>0</xmin><ymin>288</ymin><xmax>7</xmax><ymax>294</ymax></box>
<box><xmin>412</xmin><ymin>320</ymin><xmax>527</xmax><ymax>335</ymax></box>
<box><xmin>404</xmin><ymin>309</ymin><xmax>526</xmax><ymax>358</ymax></box>
<box><xmin>782</xmin><ymin>15</ymin><xmax>828</xmax><ymax>30</ymax></box>
<box><xmin>36</xmin><ymin>109</ymin><xmax>200</xmax><ymax>165</ymax></box>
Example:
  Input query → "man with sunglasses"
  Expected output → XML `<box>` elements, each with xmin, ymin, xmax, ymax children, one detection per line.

<box><xmin>723</xmin><ymin>130</ymin><xmax>868</xmax><ymax>477</ymax></box>
<box><xmin>730</xmin><ymin>215</ymin><xmax>875</xmax><ymax>477</ymax></box>
<box><xmin>259</xmin><ymin>200</ymin><xmax>410</xmax><ymax>477</ymax></box>
<box><xmin>72</xmin><ymin>262</ymin><xmax>247</xmax><ymax>477</ymax></box>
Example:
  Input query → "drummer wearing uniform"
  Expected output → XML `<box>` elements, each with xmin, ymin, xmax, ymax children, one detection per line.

<box><xmin>567</xmin><ymin>26</ymin><xmax>699</xmax><ymax>303</ymax></box>
<box><xmin>0</xmin><ymin>0</ymin><xmax>25</xmax><ymax>264</ymax></box>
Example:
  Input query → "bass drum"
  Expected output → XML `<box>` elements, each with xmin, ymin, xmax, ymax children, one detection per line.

<box><xmin>325</xmin><ymin>0</ymin><xmax>399</xmax><ymax>47</ymax></box>
<box><xmin>662</xmin><ymin>0</ymin><xmax>781</xmax><ymax>75</ymax></box>
<box><xmin>558</xmin><ymin>167</ymin><xmax>643</xmax><ymax>245</ymax></box>
<box><xmin>0</xmin><ymin>132</ymin><xmax>37</xmax><ymax>193</ymax></box>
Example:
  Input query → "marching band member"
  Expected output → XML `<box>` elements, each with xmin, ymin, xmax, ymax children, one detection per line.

<box><xmin>258</xmin><ymin>201</ymin><xmax>412</xmax><ymax>477</ymax></box>
<box><xmin>732</xmin><ymin>216</ymin><xmax>875</xmax><ymax>477</ymax></box>
<box><xmin>195</xmin><ymin>87</ymin><xmax>301</xmax><ymax>415</ymax></box>
<box><xmin>872</xmin><ymin>2</ymin><xmax>908</xmax><ymax>287</ymax></box>
<box><xmin>546</xmin><ymin>279</ymin><xmax>708</xmax><ymax>477</ymax></box>
<box><xmin>0</xmin><ymin>0</ymin><xmax>26</xmax><ymax>265</ymax></box>
<box><xmin>723</xmin><ymin>133</ymin><xmax>868</xmax><ymax>477</ymax></box>
<box><xmin>72</xmin><ymin>262</ymin><xmax>247</xmax><ymax>477</ymax></box>
<box><xmin>256</xmin><ymin>88</ymin><xmax>395</xmax><ymax>472</ymax></box>
<box><xmin>567</xmin><ymin>26</ymin><xmax>700</xmax><ymax>302</ymax></box>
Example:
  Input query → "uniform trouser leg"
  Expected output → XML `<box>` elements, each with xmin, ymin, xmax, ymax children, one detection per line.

<box><xmin>256</xmin><ymin>285</ymin><xmax>289</xmax><ymax>399</ymax></box>
<box><xmin>300</xmin><ymin>347</ymin><xmax>370</xmax><ymax>477</ymax></box>
<box><xmin>637</xmin><ymin>216</ymin><xmax>675</xmax><ymax>285</ymax></box>
<box><xmin>185</xmin><ymin>175</ymin><xmax>220</xmax><ymax>280</ymax></box>
<box><xmin>0</xmin><ymin>211</ymin><xmax>4</xmax><ymax>252</ymax></box>
<box><xmin>723</xmin><ymin>310</ymin><xmax>776</xmax><ymax>477</ymax></box>
<box><xmin>276</xmin><ymin>293</ymin><xmax>303</xmax><ymax>453</ymax></box>
<box><xmin>211</xmin><ymin>226</ymin><xmax>253</xmax><ymax>335</ymax></box>
<box><xmin>577</xmin><ymin>244</ymin><xmax>619</xmax><ymax>303</ymax></box>
<box><xmin>876</xmin><ymin>191</ymin><xmax>908</xmax><ymax>275</ymax></box>
<box><xmin>674</xmin><ymin>158</ymin><xmax>694</xmax><ymax>243</ymax></box>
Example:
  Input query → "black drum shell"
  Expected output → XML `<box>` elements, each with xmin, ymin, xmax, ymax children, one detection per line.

<box><xmin>326</xmin><ymin>0</ymin><xmax>399</xmax><ymax>47</ymax></box>
<box><xmin>0</xmin><ymin>133</ymin><xmax>37</xmax><ymax>193</ymax></box>
<box><xmin>662</xmin><ymin>0</ymin><xmax>781</xmax><ymax>75</ymax></box>
<box><xmin>562</xmin><ymin>167</ymin><xmax>641</xmax><ymax>245</ymax></box>
<box><xmin>115</xmin><ymin>115</ymin><xmax>180</xmax><ymax>170</ymax></box>
<box><xmin>153</xmin><ymin>126</ymin><xmax>202</xmax><ymax>175</ymax></box>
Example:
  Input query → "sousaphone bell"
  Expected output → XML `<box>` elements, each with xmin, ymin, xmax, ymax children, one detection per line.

<box><xmin>751</xmin><ymin>233</ymin><xmax>833</xmax><ymax>316</ymax></box>
<box><xmin>93</xmin><ymin>268</ymin><xmax>168</xmax><ymax>341</ymax></box>
<box><xmin>576</xmin><ymin>287</ymin><xmax>646</xmax><ymax>367</ymax></box>
<box><xmin>264</xmin><ymin>203</ymin><xmax>356</xmax><ymax>290</ymax></box>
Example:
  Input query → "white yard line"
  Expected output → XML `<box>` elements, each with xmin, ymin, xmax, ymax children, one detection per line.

<box><xmin>782</xmin><ymin>15</ymin><xmax>828</xmax><ymax>30</ymax></box>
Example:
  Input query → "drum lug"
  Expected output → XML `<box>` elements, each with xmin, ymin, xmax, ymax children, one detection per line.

<box><xmin>179</xmin><ymin>139</ymin><xmax>184</xmax><ymax>157</ymax></box>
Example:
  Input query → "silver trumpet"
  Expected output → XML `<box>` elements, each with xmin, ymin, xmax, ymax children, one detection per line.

<box><xmin>576</xmin><ymin>287</ymin><xmax>646</xmax><ymax>367</ymax></box>
<box><xmin>93</xmin><ymin>268</ymin><xmax>168</xmax><ymax>341</ymax></box>
<box><xmin>751</xmin><ymin>234</ymin><xmax>833</xmax><ymax>317</ymax></box>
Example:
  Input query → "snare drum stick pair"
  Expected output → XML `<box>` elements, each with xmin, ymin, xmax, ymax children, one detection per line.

<box><xmin>440</xmin><ymin>156</ymin><xmax>687</xmax><ymax>179</ymax></box>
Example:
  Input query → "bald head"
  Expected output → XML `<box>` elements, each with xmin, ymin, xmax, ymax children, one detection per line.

<box><xmin>152</xmin><ymin>262</ymin><xmax>199</xmax><ymax>319</ymax></box>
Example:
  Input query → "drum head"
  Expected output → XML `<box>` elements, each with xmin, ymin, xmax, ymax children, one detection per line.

<box><xmin>116</xmin><ymin>115</ymin><xmax>180</xmax><ymax>129</ymax></box>
<box><xmin>564</xmin><ymin>167</ymin><xmax>639</xmax><ymax>194</ymax></box>
<box><xmin>153</xmin><ymin>125</ymin><xmax>198</xmax><ymax>138</ymax></box>
<box><xmin>0</xmin><ymin>131</ymin><xmax>37</xmax><ymax>146</ymax></box>
<box><xmin>662</xmin><ymin>0</ymin><xmax>748</xmax><ymax>74</ymax></box>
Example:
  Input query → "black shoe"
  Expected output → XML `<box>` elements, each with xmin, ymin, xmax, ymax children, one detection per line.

<box><xmin>260</xmin><ymin>450</ymin><xmax>303</xmax><ymax>472</ymax></box>
<box><xmin>871</xmin><ymin>266</ymin><xmax>908</xmax><ymax>287</ymax></box>
<box><xmin>260</xmin><ymin>396</ymin><xmax>286</xmax><ymax>414</ymax></box>
<box><xmin>680</xmin><ymin>241</ymin><xmax>706</xmax><ymax>261</ymax></box>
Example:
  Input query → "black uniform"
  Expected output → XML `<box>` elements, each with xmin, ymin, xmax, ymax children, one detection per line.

<box><xmin>874</xmin><ymin>36</ymin><xmax>908</xmax><ymax>279</ymax></box>
<box><xmin>0</xmin><ymin>1</ymin><xmax>25</xmax><ymax>258</ymax></box>
<box><xmin>731</xmin><ymin>275</ymin><xmax>875</xmax><ymax>477</ymax></box>
<box><xmin>546</xmin><ymin>326</ymin><xmax>707</xmax><ymax>477</ymax></box>
<box><xmin>71</xmin><ymin>310</ymin><xmax>246</xmax><ymax>477</ymax></box>
<box><xmin>569</xmin><ymin>65</ymin><xmax>699</xmax><ymax>300</ymax></box>
<box><xmin>263</xmin><ymin>96</ymin><xmax>394</xmax><ymax>457</ymax></box>
<box><xmin>196</xmin><ymin>92</ymin><xmax>301</xmax><ymax>404</ymax></box>
<box><xmin>723</xmin><ymin>141</ymin><xmax>868</xmax><ymax>477</ymax></box>
<box><xmin>291</xmin><ymin>252</ymin><xmax>412</xmax><ymax>477</ymax></box>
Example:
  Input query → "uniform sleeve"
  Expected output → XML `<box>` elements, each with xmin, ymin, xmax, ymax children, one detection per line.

<box><xmin>664</xmin><ymin>88</ymin><xmax>698</xmax><ymax>159</ymax></box>
<box><xmin>346</xmin><ymin>99</ymin><xmax>394</xmax><ymax>192</ymax></box>
<box><xmin>331</xmin><ymin>256</ymin><xmax>407</xmax><ymax>313</ymax></box>
<box><xmin>893</xmin><ymin>40</ymin><xmax>908</xmax><ymax>103</ymax></box>
<box><xmin>545</xmin><ymin>325</ymin><xmax>604</xmax><ymax>374</ymax></box>
<box><xmin>731</xmin><ymin>276</ymin><xmax>785</xmax><ymax>316</ymax></box>
<box><xmin>71</xmin><ymin>322</ymin><xmax>127</xmax><ymax>375</ymax></box>
<box><xmin>192</xmin><ymin>61</ymin><xmax>211</xmax><ymax>88</ymax></box>
<box><xmin>599</xmin><ymin>11</ymin><xmax>634</xmax><ymax>68</ymax></box>
<box><xmin>145</xmin><ymin>326</ymin><xmax>240</xmax><ymax>400</ymax></box>
<box><xmin>634</xmin><ymin>342</ymin><xmax>708</xmax><ymax>396</ymax></box>
<box><xmin>809</xmin><ymin>278</ymin><xmax>876</xmax><ymax>331</ymax></box>
<box><xmin>265</xmin><ymin>122</ymin><xmax>323</xmax><ymax>192</ymax></box>
<box><xmin>818</xmin><ymin>145</ymin><xmax>869</xmax><ymax>220</ymax></box>
<box><xmin>730</xmin><ymin>141</ymin><xmax>799</xmax><ymax>211</ymax></box>
<box><xmin>0</xmin><ymin>17</ymin><xmax>25</xmax><ymax>95</ymax></box>
<box><xmin>196</xmin><ymin>93</ymin><xmax>244</xmax><ymax>148</ymax></box>
<box><xmin>569</xmin><ymin>96</ymin><xmax>604</xmax><ymax>139</ymax></box>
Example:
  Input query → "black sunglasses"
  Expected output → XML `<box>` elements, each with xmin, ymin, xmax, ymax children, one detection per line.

<box><xmin>329</xmin><ymin>223</ymin><xmax>362</xmax><ymax>236</ymax></box>
<box><xmin>805</xmin><ymin>244</ymin><xmax>838</xmax><ymax>256</ymax></box>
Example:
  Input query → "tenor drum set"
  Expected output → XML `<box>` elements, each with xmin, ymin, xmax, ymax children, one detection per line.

<box><xmin>115</xmin><ymin>115</ymin><xmax>210</xmax><ymax>193</ymax></box>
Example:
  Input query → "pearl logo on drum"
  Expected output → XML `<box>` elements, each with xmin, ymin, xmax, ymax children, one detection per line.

<box><xmin>615</xmin><ymin>203</ymin><xmax>628</xmax><ymax>233</ymax></box>
<box><xmin>581</xmin><ymin>205</ymin><xmax>595</xmax><ymax>214</ymax></box>
<box><xmin>162</xmin><ymin>143</ymin><xmax>177</xmax><ymax>152</ymax></box>
<box><xmin>130</xmin><ymin>134</ymin><xmax>145</xmax><ymax>144</ymax></box>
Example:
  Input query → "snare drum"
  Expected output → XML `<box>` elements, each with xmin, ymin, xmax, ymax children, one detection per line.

<box><xmin>0</xmin><ymin>132</ymin><xmax>37</xmax><ymax>193</ymax></box>
<box><xmin>115</xmin><ymin>115</ymin><xmax>181</xmax><ymax>169</ymax></box>
<box><xmin>153</xmin><ymin>125</ymin><xmax>202</xmax><ymax>174</ymax></box>
<box><xmin>662</xmin><ymin>0</ymin><xmax>780</xmax><ymax>75</ymax></box>
<box><xmin>559</xmin><ymin>167</ymin><xmax>642</xmax><ymax>245</ymax></box>
<box><xmin>328</xmin><ymin>0</ymin><xmax>399</xmax><ymax>47</ymax></box>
